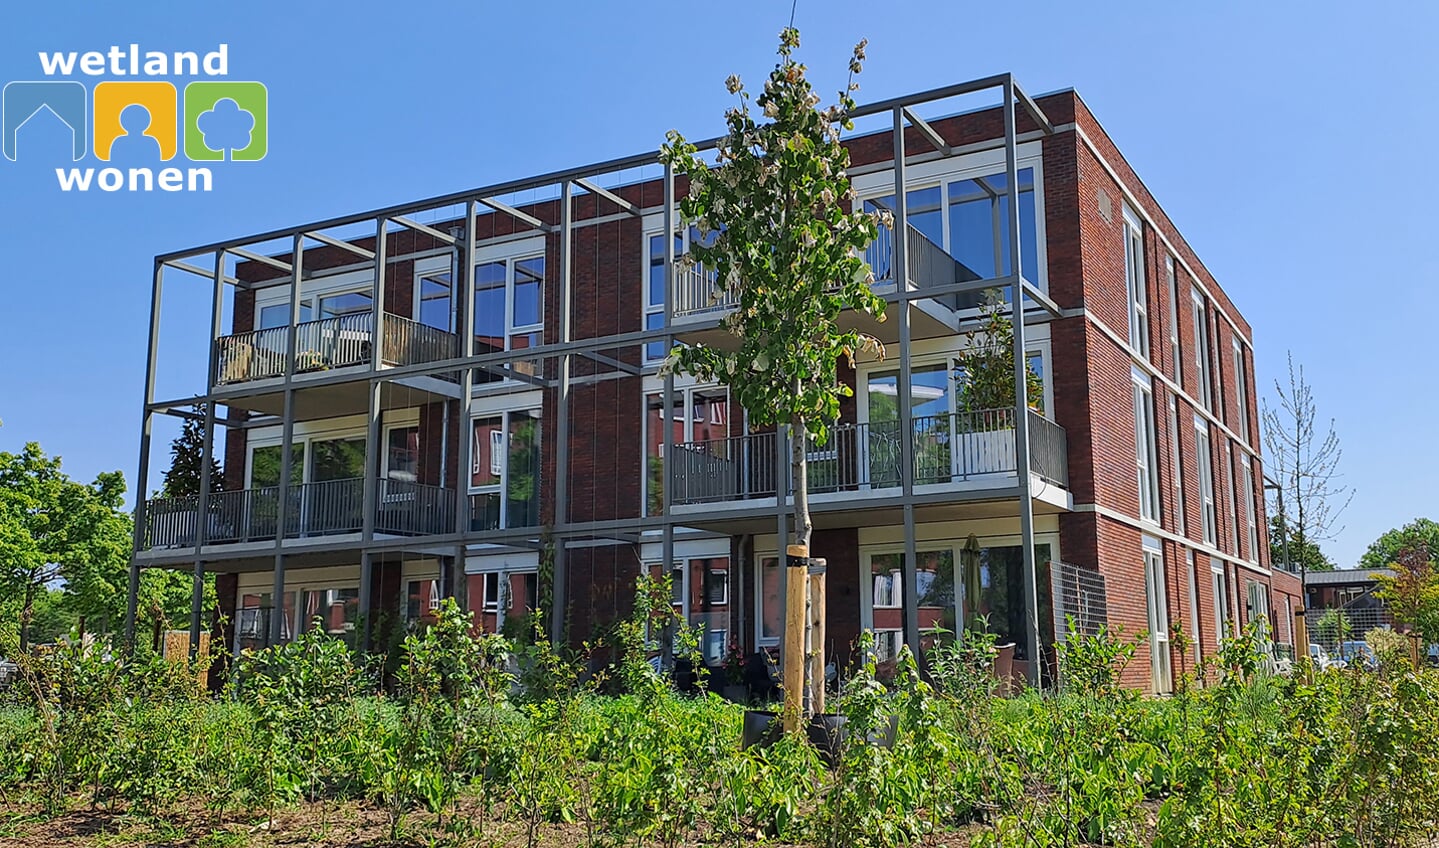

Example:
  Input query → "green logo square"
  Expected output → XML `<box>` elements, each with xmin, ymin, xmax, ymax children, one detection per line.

<box><xmin>184</xmin><ymin>81</ymin><xmax>267</xmax><ymax>161</ymax></box>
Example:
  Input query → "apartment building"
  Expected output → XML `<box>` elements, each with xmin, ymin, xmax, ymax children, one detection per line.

<box><xmin>127</xmin><ymin>75</ymin><xmax>1299</xmax><ymax>692</ymax></box>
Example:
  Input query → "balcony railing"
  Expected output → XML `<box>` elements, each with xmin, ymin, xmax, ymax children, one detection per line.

<box><xmin>141</xmin><ymin>477</ymin><xmax>457</xmax><ymax>549</ymax></box>
<box><xmin>215</xmin><ymin>311</ymin><xmax>458</xmax><ymax>386</ymax></box>
<box><xmin>670</xmin><ymin>222</ymin><xmax>986</xmax><ymax>320</ymax></box>
<box><xmin>668</xmin><ymin>407</ymin><xmax>1067</xmax><ymax>506</ymax></box>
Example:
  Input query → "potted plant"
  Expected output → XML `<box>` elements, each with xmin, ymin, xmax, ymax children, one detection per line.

<box><xmin>952</xmin><ymin>292</ymin><xmax>1044</xmax><ymax>475</ymax></box>
<box><xmin>720</xmin><ymin>638</ymin><xmax>748</xmax><ymax>703</ymax></box>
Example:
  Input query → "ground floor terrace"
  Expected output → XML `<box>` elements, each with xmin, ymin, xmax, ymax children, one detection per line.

<box><xmin>173</xmin><ymin>507</ymin><xmax>1300</xmax><ymax>695</ymax></box>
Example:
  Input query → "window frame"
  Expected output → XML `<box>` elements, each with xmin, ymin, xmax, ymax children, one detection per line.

<box><xmin>1232</xmin><ymin>337</ymin><xmax>1250</xmax><ymax>443</ymax></box>
<box><xmin>468</xmin><ymin>407</ymin><xmax>543</xmax><ymax>530</ymax></box>
<box><xmin>642</xmin><ymin>383</ymin><xmax>731</xmax><ymax>516</ymax></box>
<box><xmin>1132</xmin><ymin>368</ymin><xmax>1161</xmax><ymax>523</ymax></box>
<box><xmin>1166</xmin><ymin>255</ymin><xmax>1181</xmax><ymax>387</ymax></box>
<box><xmin>471</xmin><ymin>237</ymin><xmax>547</xmax><ymax>381</ymax></box>
<box><xmin>1195</xmin><ymin>417</ymin><xmax>1217</xmax><ymax>546</ymax></box>
<box><xmin>1168</xmin><ymin>394</ymin><xmax>1186</xmax><ymax>535</ymax></box>
<box><xmin>1191</xmin><ymin>287</ymin><xmax>1213</xmax><ymax>412</ymax></box>
<box><xmin>1123</xmin><ymin>206</ymin><xmax>1149</xmax><ymax>357</ymax></box>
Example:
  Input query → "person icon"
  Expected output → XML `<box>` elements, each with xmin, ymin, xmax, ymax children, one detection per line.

<box><xmin>107</xmin><ymin>103</ymin><xmax>164</xmax><ymax>161</ymax></box>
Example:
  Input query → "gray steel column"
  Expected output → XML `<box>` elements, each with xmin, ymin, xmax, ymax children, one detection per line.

<box><xmin>190</xmin><ymin>249</ymin><xmax>225</xmax><ymax>657</ymax></box>
<box><xmin>660</xmin><ymin>166</ymin><xmax>676</xmax><ymax>616</ymax></box>
<box><xmin>359</xmin><ymin>550</ymin><xmax>373</xmax><ymax>651</ymax></box>
<box><xmin>892</xmin><ymin>108</ymin><xmax>920</xmax><ymax>656</ymax></box>
<box><xmin>126</xmin><ymin>259</ymin><xmax>165</xmax><ymax>651</ymax></box>
<box><xmin>453</xmin><ymin>201</ymin><xmax>477</xmax><ymax>609</ymax></box>
<box><xmin>362</xmin><ymin>218</ymin><xmax>388</xmax><ymax>550</ymax></box>
<box><xmin>270</xmin><ymin>233</ymin><xmax>304</xmax><ymax>646</ymax></box>
<box><xmin>1004</xmin><ymin>77</ymin><xmax>1042</xmax><ymax>687</ymax></box>
<box><xmin>550</xmin><ymin>183</ymin><xmax>573</xmax><ymax>643</ymax></box>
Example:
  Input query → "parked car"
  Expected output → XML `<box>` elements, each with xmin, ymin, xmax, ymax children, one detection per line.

<box><xmin>1337</xmin><ymin>640</ymin><xmax>1378</xmax><ymax>670</ymax></box>
<box><xmin>1308</xmin><ymin>643</ymin><xmax>1346</xmax><ymax>671</ymax></box>
<box><xmin>0</xmin><ymin>657</ymin><xmax>17</xmax><ymax>690</ymax></box>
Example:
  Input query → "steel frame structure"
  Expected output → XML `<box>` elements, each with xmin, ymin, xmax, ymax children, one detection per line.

<box><xmin>126</xmin><ymin>74</ymin><xmax>1057</xmax><ymax>684</ymax></box>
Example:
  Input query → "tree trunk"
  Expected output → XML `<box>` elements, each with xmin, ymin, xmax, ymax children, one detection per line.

<box><xmin>783</xmin><ymin>408</ymin><xmax>815</xmax><ymax>731</ymax></box>
<box><xmin>19</xmin><ymin>580</ymin><xmax>36</xmax><ymax>652</ymax></box>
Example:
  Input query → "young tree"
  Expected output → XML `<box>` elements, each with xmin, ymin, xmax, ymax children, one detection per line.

<box><xmin>161</xmin><ymin>403</ymin><xmax>223</xmax><ymax>497</ymax></box>
<box><xmin>954</xmin><ymin>292</ymin><xmax>1044</xmax><ymax>414</ymax></box>
<box><xmin>0</xmin><ymin>443</ymin><xmax>132</xmax><ymax>649</ymax></box>
<box><xmin>1373</xmin><ymin>540</ymin><xmax>1439</xmax><ymax>645</ymax></box>
<box><xmin>1268</xmin><ymin>514</ymin><xmax>1335</xmax><ymax>572</ymax></box>
<box><xmin>1360</xmin><ymin>518</ymin><xmax>1439</xmax><ymax>573</ymax></box>
<box><xmin>1262</xmin><ymin>353</ymin><xmax>1352</xmax><ymax>590</ymax></box>
<box><xmin>660</xmin><ymin>28</ymin><xmax>886</xmax><ymax>724</ymax></box>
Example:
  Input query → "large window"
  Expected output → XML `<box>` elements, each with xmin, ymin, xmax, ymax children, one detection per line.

<box><xmin>417</xmin><ymin>271</ymin><xmax>452</xmax><ymax>331</ymax></box>
<box><xmin>644</xmin><ymin>226</ymin><xmax>714</xmax><ymax>362</ymax></box>
<box><xmin>1242</xmin><ymin>457</ymin><xmax>1259</xmax><ymax>563</ymax></box>
<box><xmin>470</xmin><ymin>410</ymin><xmax>542</xmax><ymax>530</ymax></box>
<box><xmin>1225</xmin><ymin>442</ymin><xmax>1240</xmax><ymax>555</ymax></box>
<box><xmin>1212</xmin><ymin>563</ymin><xmax>1229</xmax><ymax>641</ymax></box>
<box><xmin>474</xmin><ymin>254</ymin><xmax>545</xmax><ymax>381</ymax></box>
<box><xmin>1168</xmin><ymin>394</ymin><xmax>1186</xmax><ymax>535</ymax></box>
<box><xmin>1123</xmin><ymin>207</ymin><xmax>1149</xmax><ymax>357</ymax></box>
<box><xmin>1166</xmin><ymin>256</ymin><xmax>1181</xmax><ymax>387</ymax></box>
<box><xmin>643</xmin><ymin>385</ymin><xmax>729</xmax><ymax>515</ymax></box>
<box><xmin>1196</xmin><ymin>418</ymin><xmax>1217</xmax><ymax>546</ymax></box>
<box><xmin>1132</xmin><ymin>369</ymin><xmax>1160</xmax><ymax>523</ymax></box>
<box><xmin>862</xmin><ymin>166</ymin><xmax>1040</xmax><ymax>310</ymax></box>
<box><xmin>1191</xmin><ymin>288</ymin><xmax>1212</xmax><ymax>412</ymax></box>
<box><xmin>1232</xmin><ymin>338</ymin><xmax>1250</xmax><ymax>442</ymax></box>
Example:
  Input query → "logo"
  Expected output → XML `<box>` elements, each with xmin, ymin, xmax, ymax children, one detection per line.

<box><xmin>2</xmin><ymin>44</ymin><xmax>266</xmax><ymax>192</ymax></box>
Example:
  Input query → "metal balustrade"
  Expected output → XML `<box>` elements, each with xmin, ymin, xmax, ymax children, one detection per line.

<box><xmin>212</xmin><ymin>311</ymin><xmax>459</xmax><ymax>385</ymax></box>
<box><xmin>142</xmin><ymin>477</ymin><xmax>456</xmax><ymax>549</ymax></box>
<box><xmin>668</xmin><ymin>408</ymin><xmax>1067</xmax><ymax>505</ymax></box>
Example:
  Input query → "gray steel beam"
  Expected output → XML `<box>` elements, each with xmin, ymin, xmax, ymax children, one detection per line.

<box><xmin>478</xmin><ymin>197</ymin><xmax>553</xmax><ymax>233</ymax></box>
<box><xmin>362</xmin><ymin>217</ymin><xmax>388</xmax><ymax>552</ymax></box>
<box><xmin>229</xmin><ymin>246</ymin><xmax>292</xmax><ymax>273</ymax></box>
<box><xmin>163</xmin><ymin>259</ymin><xmax>240</xmax><ymax>285</ymax></box>
<box><xmin>359</xmin><ymin>550</ymin><xmax>373</xmax><ymax>651</ymax></box>
<box><xmin>306</xmin><ymin>230</ymin><xmax>375</xmax><ymax>260</ymax></box>
<box><xmin>391</xmin><ymin>215</ymin><xmax>458</xmax><ymax>245</ymax></box>
<box><xmin>126</xmin><ymin>259</ymin><xmax>164</xmax><ymax>651</ymax></box>
<box><xmin>901</xmin><ymin>107</ymin><xmax>951</xmax><ymax>155</ymax></box>
<box><xmin>1005</xmin><ymin>77</ymin><xmax>1043</xmax><ymax>688</ymax></box>
<box><xmin>661</xmin><ymin>165</ymin><xmax>676</xmax><ymax>632</ymax></box>
<box><xmin>190</xmin><ymin>249</ymin><xmax>224</xmax><ymax>658</ymax></box>
<box><xmin>893</xmin><ymin>108</ymin><xmax>921</xmax><ymax>657</ymax></box>
<box><xmin>574</xmin><ymin>177</ymin><xmax>642</xmax><ymax>218</ymax></box>
<box><xmin>454</xmin><ymin>200</ymin><xmax>478</xmax><ymax>608</ymax></box>
<box><xmin>1012</xmin><ymin>82</ymin><xmax>1056</xmax><ymax>136</ymax></box>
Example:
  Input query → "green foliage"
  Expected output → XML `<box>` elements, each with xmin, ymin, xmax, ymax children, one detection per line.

<box><xmin>1269</xmin><ymin>512</ymin><xmax>1336</xmax><ymax>572</ymax></box>
<box><xmin>953</xmin><ymin>292</ymin><xmax>1046</xmax><ymax>415</ymax></box>
<box><xmin>0</xmin><ymin>442</ymin><xmax>132</xmax><ymax>649</ymax></box>
<box><xmin>658</xmin><ymin>28</ymin><xmax>886</xmax><ymax>444</ymax></box>
<box><xmin>1374</xmin><ymin>538</ymin><xmax>1439</xmax><ymax>645</ymax></box>
<box><xmin>1360</xmin><ymin>517</ymin><xmax>1439</xmax><ymax>572</ymax></box>
<box><xmin>160</xmin><ymin>403</ymin><xmax>223</xmax><ymax>498</ymax></box>
<box><xmin>2</xmin><ymin>616</ymin><xmax>1439</xmax><ymax>847</ymax></box>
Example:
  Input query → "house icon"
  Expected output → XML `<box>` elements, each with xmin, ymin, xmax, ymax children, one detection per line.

<box><xmin>3</xmin><ymin>81</ymin><xmax>87</xmax><ymax>162</ymax></box>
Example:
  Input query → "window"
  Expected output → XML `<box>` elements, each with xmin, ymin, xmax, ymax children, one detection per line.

<box><xmin>1212</xmin><ymin>564</ymin><xmax>1229</xmax><ymax>641</ymax></box>
<box><xmin>1166</xmin><ymin>256</ymin><xmax>1181</xmax><ymax>387</ymax></box>
<box><xmin>1245</xmin><ymin>580</ymin><xmax>1270</xmax><ymax>641</ymax></box>
<box><xmin>1191</xmin><ymin>288</ymin><xmax>1212</xmax><ymax>411</ymax></box>
<box><xmin>1242</xmin><ymin>459</ymin><xmax>1259</xmax><ymax>563</ymax></box>
<box><xmin>1225</xmin><ymin>442</ymin><xmax>1239</xmax><ymax>554</ymax></box>
<box><xmin>258</xmin><ymin>301</ymin><xmax>312</xmax><ymax>329</ymax></box>
<box><xmin>1168</xmin><ymin>395</ymin><xmax>1185</xmax><ymax>535</ymax></box>
<box><xmin>643</xmin><ymin>386</ymin><xmax>730</xmax><ymax>515</ymax></box>
<box><xmin>318</xmin><ymin>290</ymin><xmax>372</xmax><ymax>318</ymax></box>
<box><xmin>1123</xmin><ymin>207</ymin><xmax>1148</xmax><ymax>357</ymax></box>
<box><xmin>406</xmin><ymin>579</ymin><xmax>441</xmax><ymax>621</ymax></box>
<box><xmin>482</xmin><ymin>573</ymin><xmax>501</xmax><ymax>612</ymax></box>
<box><xmin>417</xmin><ymin>271</ymin><xmax>452</xmax><ymax>332</ymax></box>
<box><xmin>1143</xmin><ymin>539</ymin><xmax>1172</xmax><ymax>694</ymax></box>
<box><xmin>644</xmin><ymin>227</ymin><xmax>713</xmax><ymax>362</ymax></box>
<box><xmin>385</xmin><ymin>426</ymin><xmax>419</xmax><ymax>483</ymax></box>
<box><xmin>757</xmin><ymin>557</ymin><xmax>782</xmax><ymax>645</ymax></box>
<box><xmin>863</xmin><ymin>166</ymin><xmax>1040</xmax><ymax>310</ymax></box>
<box><xmin>871</xmin><ymin>554</ymin><xmax>902</xmax><ymax>608</ymax></box>
<box><xmin>1232</xmin><ymin>338</ymin><xmax>1250</xmax><ymax>442</ymax></box>
<box><xmin>473</xmin><ymin>254</ymin><xmax>545</xmax><ymax>380</ymax></box>
<box><xmin>1195</xmin><ymin>418</ymin><xmax>1216</xmax><ymax>546</ymax></box>
<box><xmin>1132</xmin><ymin>370</ymin><xmax>1160</xmax><ymax>522</ymax></box>
<box><xmin>704</xmin><ymin>568</ymin><xmax>729</xmax><ymax>606</ymax></box>
<box><xmin>1186</xmin><ymin>549</ymin><xmax>1201</xmax><ymax>660</ymax></box>
<box><xmin>470</xmin><ymin>410</ymin><xmax>542</xmax><ymax>530</ymax></box>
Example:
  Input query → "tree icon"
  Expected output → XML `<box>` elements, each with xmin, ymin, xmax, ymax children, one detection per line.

<box><xmin>183</xmin><ymin>82</ymin><xmax>268</xmax><ymax>162</ymax></box>
<box><xmin>196</xmin><ymin>98</ymin><xmax>255</xmax><ymax>160</ymax></box>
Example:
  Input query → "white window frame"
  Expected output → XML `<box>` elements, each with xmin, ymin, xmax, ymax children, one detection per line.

<box><xmin>1191</xmin><ymin>287</ymin><xmax>1212</xmax><ymax>412</ymax></box>
<box><xmin>469</xmin><ymin>406</ymin><xmax>542</xmax><ymax>530</ymax></box>
<box><xmin>1212</xmin><ymin>562</ymin><xmax>1229</xmax><ymax>642</ymax></box>
<box><xmin>1124</xmin><ymin>206</ymin><xmax>1149</xmax><ymax>357</ymax></box>
<box><xmin>1185</xmin><ymin>549</ymin><xmax>1201</xmax><ymax>660</ymax></box>
<box><xmin>472</xmin><ymin>237</ymin><xmax>547</xmax><ymax>379</ymax></box>
<box><xmin>1195</xmin><ymin>417</ymin><xmax>1217</xmax><ymax>546</ymax></box>
<box><xmin>1168</xmin><ymin>394</ymin><xmax>1185</xmax><ymax>536</ymax></box>
<box><xmin>642</xmin><ymin>383</ymin><xmax>730</xmax><ymax>515</ymax></box>
<box><xmin>1142</xmin><ymin>537</ymin><xmax>1172</xmax><ymax>694</ymax></box>
<box><xmin>1232</xmin><ymin>338</ymin><xmax>1250</xmax><ymax>443</ymax></box>
<box><xmin>1132</xmin><ymin>368</ymin><xmax>1160</xmax><ymax>523</ymax></box>
<box><xmin>851</xmin><ymin>146</ymin><xmax>1050</xmax><ymax>299</ymax></box>
<box><xmin>413</xmin><ymin>256</ymin><xmax>455</xmax><ymax>333</ymax></box>
<box><xmin>1225</xmin><ymin>441</ymin><xmax>1240</xmax><ymax>555</ymax></box>
<box><xmin>1242</xmin><ymin>457</ymin><xmax>1259</xmax><ymax>563</ymax></box>
<box><xmin>1166</xmin><ymin>255</ymin><xmax>1181</xmax><ymax>388</ymax></box>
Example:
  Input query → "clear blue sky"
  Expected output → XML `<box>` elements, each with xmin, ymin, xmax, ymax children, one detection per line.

<box><xmin>0</xmin><ymin>1</ymin><xmax>1433</xmax><ymax>569</ymax></box>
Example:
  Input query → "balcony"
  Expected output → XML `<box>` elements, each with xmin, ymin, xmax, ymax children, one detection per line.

<box><xmin>667</xmin><ymin>408</ymin><xmax>1067</xmax><ymax>508</ymax></box>
<box><xmin>215</xmin><ymin>312</ymin><xmax>457</xmax><ymax>387</ymax></box>
<box><xmin>141</xmin><ymin>477</ymin><xmax>457</xmax><ymax>550</ymax></box>
<box><xmin>668</xmin><ymin>222</ymin><xmax>988</xmax><ymax>326</ymax></box>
